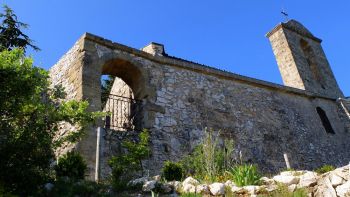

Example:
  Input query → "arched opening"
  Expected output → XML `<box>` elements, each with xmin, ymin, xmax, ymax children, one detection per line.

<box><xmin>316</xmin><ymin>107</ymin><xmax>335</xmax><ymax>134</ymax></box>
<box><xmin>100</xmin><ymin>59</ymin><xmax>145</xmax><ymax>131</ymax></box>
<box><xmin>300</xmin><ymin>39</ymin><xmax>325</xmax><ymax>89</ymax></box>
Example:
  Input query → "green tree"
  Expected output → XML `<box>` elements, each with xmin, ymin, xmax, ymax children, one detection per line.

<box><xmin>0</xmin><ymin>5</ymin><xmax>39</xmax><ymax>52</ymax></box>
<box><xmin>101</xmin><ymin>75</ymin><xmax>115</xmax><ymax>107</ymax></box>
<box><xmin>0</xmin><ymin>49</ymin><xmax>102</xmax><ymax>195</ymax></box>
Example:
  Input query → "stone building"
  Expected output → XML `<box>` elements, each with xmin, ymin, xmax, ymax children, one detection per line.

<box><xmin>49</xmin><ymin>20</ymin><xmax>350</xmax><ymax>180</ymax></box>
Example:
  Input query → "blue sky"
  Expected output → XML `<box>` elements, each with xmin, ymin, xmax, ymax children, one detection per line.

<box><xmin>5</xmin><ymin>0</ymin><xmax>350</xmax><ymax>96</ymax></box>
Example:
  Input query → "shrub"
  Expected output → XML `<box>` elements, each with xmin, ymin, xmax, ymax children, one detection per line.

<box><xmin>315</xmin><ymin>165</ymin><xmax>335</xmax><ymax>174</ymax></box>
<box><xmin>46</xmin><ymin>178</ymin><xmax>110</xmax><ymax>197</ymax></box>
<box><xmin>180</xmin><ymin>128</ymin><xmax>234</xmax><ymax>182</ymax></box>
<box><xmin>55</xmin><ymin>151</ymin><xmax>87</xmax><ymax>180</ymax></box>
<box><xmin>226</xmin><ymin>164</ymin><xmax>261</xmax><ymax>186</ymax></box>
<box><xmin>180</xmin><ymin>193</ymin><xmax>202</xmax><ymax>197</ymax></box>
<box><xmin>162</xmin><ymin>161</ymin><xmax>183</xmax><ymax>181</ymax></box>
<box><xmin>108</xmin><ymin>129</ymin><xmax>150</xmax><ymax>191</ymax></box>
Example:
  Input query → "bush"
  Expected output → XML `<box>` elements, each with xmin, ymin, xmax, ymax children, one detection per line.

<box><xmin>162</xmin><ymin>161</ymin><xmax>183</xmax><ymax>181</ymax></box>
<box><xmin>315</xmin><ymin>165</ymin><xmax>335</xmax><ymax>174</ymax></box>
<box><xmin>226</xmin><ymin>164</ymin><xmax>261</xmax><ymax>186</ymax></box>
<box><xmin>108</xmin><ymin>129</ymin><xmax>150</xmax><ymax>191</ymax></box>
<box><xmin>45</xmin><ymin>178</ymin><xmax>110</xmax><ymax>197</ymax></box>
<box><xmin>55</xmin><ymin>151</ymin><xmax>87</xmax><ymax>180</ymax></box>
<box><xmin>180</xmin><ymin>128</ymin><xmax>234</xmax><ymax>182</ymax></box>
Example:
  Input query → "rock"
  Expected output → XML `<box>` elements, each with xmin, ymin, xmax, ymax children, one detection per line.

<box><xmin>44</xmin><ymin>183</ymin><xmax>54</xmax><ymax>191</ymax></box>
<box><xmin>336</xmin><ymin>181</ymin><xmax>350</xmax><ymax>197</ymax></box>
<box><xmin>288</xmin><ymin>184</ymin><xmax>297</xmax><ymax>192</ymax></box>
<box><xmin>225</xmin><ymin>180</ymin><xmax>235</xmax><ymax>188</ymax></box>
<box><xmin>196</xmin><ymin>184</ymin><xmax>210</xmax><ymax>194</ymax></box>
<box><xmin>142</xmin><ymin>180</ymin><xmax>157</xmax><ymax>192</ymax></box>
<box><xmin>231</xmin><ymin>186</ymin><xmax>248</xmax><ymax>194</ymax></box>
<box><xmin>168</xmin><ymin>181</ymin><xmax>182</xmax><ymax>192</ymax></box>
<box><xmin>314</xmin><ymin>177</ymin><xmax>337</xmax><ymax>197</ymax></box>
<box><xmin>182</xmin><ymin>177</ymin><xmax>199</xmax><ymax>187</ymax></box>
<box><xmin>182</xmin><ymin>184</ymin><xmax>196</xmax><ymax>193</ymax></box>
<box><xmin>273</xmin><ymin>175</ymin><xmax>300</xmax><ymax>186</ymax></box>
<box><xmin>330</xmin><ymin>173</ymin><xmax>344</xmax><ymax>187</ymax></box>
<box><xmin>260</xmin><ymin>177</ymin><xmax>275</xmax><ymax>185</ymax></box>
<box><xmin>243</xmin><ymin>185</ymin><xmax>257</xmax><ymax>195</ymax></box>
<box><xmin>153</xmin><ymin>175</ymin><xmax>161</xmax><ymax>181</ymax></box>
<box><xmin>161</xmin><ymin>183</ymin><xmax>173</xmax><ymax>194</ymax></box>
<box><xmin>128</xmin><ymin>177</ymin><xmax>150</xmax><ymax>187</ymax></box>
<box><xmin>209</xmin><ymin>183</ymin><xmax>225</xmax><ymax>195</ymax></box>
<box><xmin>299</xmin><ymin>171</ymin><xmax>318</xmax><ymax>187</ymax></box>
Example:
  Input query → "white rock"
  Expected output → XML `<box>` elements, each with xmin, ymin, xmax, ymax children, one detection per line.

<box><xmin>231</xmin><ymin>186</ymin><xmax>248</xmax><ymax>194</ymax></box>
<box><xmin>153</xmin><ymin>175</ymin><xmax>161</xmax><ymax>181</ymax></box>
<box><xmin>196</xmin><ymin>184</ymin><xmax>210</xmax><ymax>194</ymax></box>
<box><xmin>336</xmin><ymin>181</ymin><xmax>350</xmax><ymax>197</ymax></box>
<box><xmin>330</xmin><ymin>173</ymin><xmax>344</xmax><ymax>187</ymax></box>
<box><xmin>182</xmin><ymin>184</ymin><xmax>196</xmax><ymax>193</ymax></box>
<box><xmin>168</xmin><ymin>181</ymin><xmax>182</xmax><ymax>192</ymax></box>
<box><xmin>273</xmin><ymin>175</ymin><xmax>300</xmax><ymax>186</ymax></box>
<box><xmin>225</xmin><ymin>180</ymin><xmax>235</xmax><ymax>187</ymax></box>
<box><xmin>260</xmin><ymin>177</ymin><xmax>275</xmax><ymax>185</ymax></box>
<box><xmin>209</xmin><ymin>183</ymin><xmax>225</xmax><ymax>195</ymax></box>
<box><xmin>182</xmin><ymin>177</ymin><xmax>199</xmax><ymax>187</ymax></box>
<box><xmin>142</xmin><ymin>180</ymin><xmax>156</xmax><ymax>192</ymax></box>
<box><xmin>299</xmin><ymin>171</ymin><xmax>318</xmax><ymax>187</ymax></box>
<box><xmin>243</xmin><ymin>185</ymin><xmax>257</xmax><ymax>195</ymax></box>
<box><xmin>288</xmin><ymin>184</ymin><xmax>297</xmax><ymax>192</ymax></box>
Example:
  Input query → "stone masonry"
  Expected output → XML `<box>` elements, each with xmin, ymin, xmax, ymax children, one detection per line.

<box><xmin>49</xmin><ymin>20</ymin><xmax>350</xmax><ymax>180</ymax></box>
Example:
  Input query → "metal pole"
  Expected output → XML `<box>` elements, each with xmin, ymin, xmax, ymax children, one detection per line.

<box><xmin>95</xmin><ymin>127</ymin><xmax>101</xmax><ymax>182</ymax></box>
<box><xmin>284</xmin><ymin>153</ymin><xmax>291</xmax><ymax>169</ymax></box>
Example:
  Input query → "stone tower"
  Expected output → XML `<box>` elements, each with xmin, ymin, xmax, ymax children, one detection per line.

<box><xmin>266</xmin><ymin>20</ymin><xmax>344</xmax><ymax>98</ymax></box>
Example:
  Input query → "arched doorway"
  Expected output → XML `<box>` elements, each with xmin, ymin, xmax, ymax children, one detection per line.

<box><xmin>100</xmin><ymin>58</ymin><xmax>146</xmax><ymax>131</ymax></box>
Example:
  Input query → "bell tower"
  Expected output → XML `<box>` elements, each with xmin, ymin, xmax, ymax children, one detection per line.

<box><xmin>266</xmin><ymin>20</ymin><xmax>344</xmax><ymax>98</ymax></box>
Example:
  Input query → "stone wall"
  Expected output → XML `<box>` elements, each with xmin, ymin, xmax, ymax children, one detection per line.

<box><xmin>50</xmin><ymin>21</ymin><xmax>350</xmax><ymax>180</ymax></box>
<box><xmin>49</xmin><ymin>40</ymin><xmax>84</xmax><ymax>157</ymax></box>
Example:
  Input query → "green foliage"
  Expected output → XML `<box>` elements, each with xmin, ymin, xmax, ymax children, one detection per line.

<box><xmin>0</xmin><ymin>5</ymin><xmax>39</xmax><ymax>52</ymax></box>
<box><xmin>315</xmin><ymin>164</ymin><xmax>335</xmax><ymax>174</ymax></box>
<box><xmin>181</xmin><ymin>128</ymin><xmax>234</xmax><ymax>182</ymax></box>
<box><xmin>101</xmin><ymin>75</ymin><xmax>115</xmax><ymax>107</ymax></box>
<box><xmin>226</xmin><ymin>164</ymin><xmax>261</xmax><ymax>186</ymax></box>
<box><xmin>262</xmin><ymin>184</ymin><xmax>308</xmax><ymax>197</ymax></box>
<box><xmin>108</xmin><ymin>129</ymin><xmax>151</xmax><ymax>191</ymax></box>
<box><xmin>162</xmin><ymin>161</ymin><xmax>184</xmax><ymax>181</ymax></box>
<box><xmin>0</xmin><ymin>49</ymin><xmax>102</xmax><ymax>195</ymax></box>
<box><xmin>46</xmin><ymin>178</ymin><xmax>110</xmax><ymax>197</ymax></box>
<box><xmin>55</xmin><ymin>151</ymin><xmax>87</xmax><ymax>180</ymax></box>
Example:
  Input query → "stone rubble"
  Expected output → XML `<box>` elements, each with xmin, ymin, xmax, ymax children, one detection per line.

<box><xmin>134</xmin><ymin>165</ymin><xmax>350</xmax><ymax>196</ymax></box>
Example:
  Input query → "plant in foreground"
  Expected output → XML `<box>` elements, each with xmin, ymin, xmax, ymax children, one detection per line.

<box><xmin>315</xmin><ymin>164</ymin><xmax>335</xmax><ymax>174</ymax></box>
<box><xmin>226</xmin><ymin>164</ymin><xmax>261</xmax><ymax>187</ymax></box>
<box><xmin>162</xmin><ymin>161</ymin><xmax>184</xmax><ymax>181</ymax></box>
<box><xmin>55</xmin><ymin>151</ymin><xmax>87</xmax><ymax>180</ymax></box>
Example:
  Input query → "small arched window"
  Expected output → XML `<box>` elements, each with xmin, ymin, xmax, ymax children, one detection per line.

<box><xmin>300</xmin><ymin>39</ymin><xmax>325</xmax><ymax>89</ymax></box>
<box><xmin>316</xmin><ymin>107</ymin><xmax>335</xmax><ymax>134</ymax></box>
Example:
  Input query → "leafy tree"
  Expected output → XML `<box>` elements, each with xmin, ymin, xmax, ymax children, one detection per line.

<box><xmin>101</xmin><ymin>75</ymin><xmax>115</xmax><ymax>107</ymax></box>
<box><xmin>0</xmin><ymin>49</ymin><xmax>102</xmax><ymax>195</ymax></box>
<box><xmin>0</xmin><ymin>5</ymin><xmax>39</xmax><ymax>52</ymax></box>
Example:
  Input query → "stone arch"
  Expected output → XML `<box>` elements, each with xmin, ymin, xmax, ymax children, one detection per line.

<box><xmin>101</xmin><ymin>58</ymin><xmax>148</xmax><ymax>100</ymax></box>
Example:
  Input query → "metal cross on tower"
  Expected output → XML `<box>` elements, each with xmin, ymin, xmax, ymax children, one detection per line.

<box><xmin>281</xmin><ymin>8</ymin><xmax>289</xmax><ymax>22</ymax></box>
